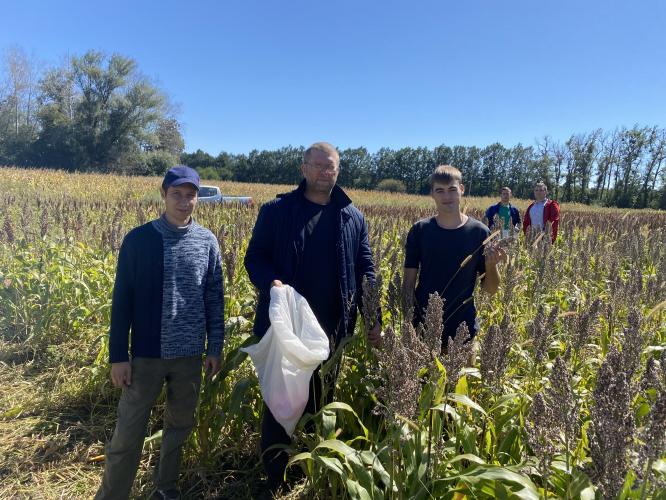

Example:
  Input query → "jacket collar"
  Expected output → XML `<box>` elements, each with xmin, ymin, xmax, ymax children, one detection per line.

<box><xmin>290</xmin><ymin>179</ymin><xmax>353</xmax><ymax>209</ymax></box>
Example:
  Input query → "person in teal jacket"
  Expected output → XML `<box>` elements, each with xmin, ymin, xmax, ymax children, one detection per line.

<box><xmin>485</xmin><ymin>186</ymin><xmax>521</xmax><ymax>236</ymax></box>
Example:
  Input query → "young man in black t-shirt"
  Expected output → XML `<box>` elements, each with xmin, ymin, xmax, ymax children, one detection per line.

<box><xmin>402</xmin><ymin>165</ymin><xmax>505</xmax><ymax>348</ymax></box>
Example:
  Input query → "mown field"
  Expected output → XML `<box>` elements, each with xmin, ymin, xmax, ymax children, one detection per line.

<box><xmin>0</xmin><ymin>167</ymin><xmax>665</xmax><ymax>499</ymax></box>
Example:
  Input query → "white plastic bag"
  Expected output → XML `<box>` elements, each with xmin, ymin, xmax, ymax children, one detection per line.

<box><xmin>241</xmin><ymin>285</ymin><xmax>330</xmax><ymax>435</ymax></box>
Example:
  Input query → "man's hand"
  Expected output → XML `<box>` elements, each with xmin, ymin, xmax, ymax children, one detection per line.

<box><xmin>271</xmin><ymin>279</ymin><xmax>283</xmax><ymax>287</ymax></box>
<box><xmin>482</xmin><ymin>242</ymin><xmax>505</xmax><ymax>295</ymax></box>
<box><xmin>367</xmin><ymin>322</ymin><xmax>382</xmax><ymax>348</ymax></box>
<box><xmin>111</xmin><ymin>361</ymin><xmax>132</xmax><ymax>388</ymax></box>
<box><xmin>204</xmin><ymin>356</ymin><xmax>221</xmax><ymax>380</ymax></box>
<box><xmin>484</xmin><ymin>242</ymin><xmax>507</xmax><ymax>267</ymax></box>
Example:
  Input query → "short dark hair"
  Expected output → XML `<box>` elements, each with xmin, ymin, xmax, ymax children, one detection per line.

<box><xmin>430</xmin><ymin>165</ymin><xmax>462</xmax><ymax>189</ymax></box>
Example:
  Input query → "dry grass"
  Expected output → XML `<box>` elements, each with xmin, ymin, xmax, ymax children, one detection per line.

<box><xmin>2</xmin><ymin>166</ymin><xmax>659</xmax><ymax>213</ymax></box>
<box><xmin>0</xmin><ymin>338</ymin><xmax>301</xmax><ymax>499</ymax></box>
<box><xmin>0</xmin><ymin>341</ymin><xmax>109</xmax><ymax>498</ymax></box>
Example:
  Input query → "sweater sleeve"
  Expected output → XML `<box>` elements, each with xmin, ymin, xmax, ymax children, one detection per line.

<box><xmin>204</xmin><ymin>237</ymin><xmax>225</xmax><ymax>357</ymax></box>
<box><xmin>109</xmin><ymin>234</ymin><xmax>135</xmax><ymax>363</ymax></box>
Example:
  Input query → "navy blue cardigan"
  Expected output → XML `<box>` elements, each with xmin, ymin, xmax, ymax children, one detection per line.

<box><xmin>244</xmin><ymin>181</ymin><xmax>376</xmax><ymax>343</ymax></box>
<box><xmin>109</xmin><ymin>218</ymin><xmax>225</xmax><ymax>363</ymax></box>
<box><xmin>484</xmin><ymin>202</ymin><xmax>521</xmax><ymax>230</ymax></box>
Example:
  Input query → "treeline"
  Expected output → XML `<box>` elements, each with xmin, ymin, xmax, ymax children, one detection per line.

<box><xmin>183</xmin><ymin>126</ymin><xmax>666</xmax><ymax>209</ymax></box>
<box><xmin>1</xmin><ymin>47</ymin><xmax>665</xmax><ymax>209</ymax></box>
<box><xmin>0</xmin><ymin>47</ymin><xmax>183</xmax><ymax>175</ymax></box>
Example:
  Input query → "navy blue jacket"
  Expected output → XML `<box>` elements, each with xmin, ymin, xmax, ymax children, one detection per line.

<box><xmin>484</xmin><ymin>202</ymin><xmax>521</xmax><ymax>230</ymax></box>
<box><xmin>109</xmin><ymin>218</ymin><xmax>225</xmax><ymax>363</ymax></box>
<box><xmin>244</xmin><ymin>181</ymin><xmax>376</xmax><ymax>343</ymax></box>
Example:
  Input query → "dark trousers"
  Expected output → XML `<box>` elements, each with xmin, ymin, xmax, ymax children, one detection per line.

<box><xmin>260</xmin><ymin>364</ymin><xmax>338</xmax><ymax>491</ymax></box>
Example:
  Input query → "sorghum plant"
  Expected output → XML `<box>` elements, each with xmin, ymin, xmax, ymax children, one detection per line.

<box><xmin>361</xmin><ymin>274</ymin><xmax>383</xmax><ymax>335</ymax></box>
<box><xmin>442</xmin><ymin>322</ymin><xmax>473</xmax><ymax>389</ymax></box>
<box><xmin>479</xmin><ymin>314</ymin><xmax>514</xmax><ymax>392</ymax></box>
<box><xmin>588</xmin><ymin>346</ymin><xmax>635</xmax><ymax>499</ymax></box>
<box><xmin>422</xmin><ymin>292</ymin><xmax>445</xmax><ymax>360</ymax></box>
<box><xmin>527</xmin><ymin>304</ymin><xmax>559</xmax><ymax>365</ymax></box>
<box><xmin>371</xmin><ymin>322</ymin><xmax>423</xmax><ymax>427</ymax></box>
<box><xmin>620</xmin><ymin>308</ymin><xmax>645</xmax><ymax>383</ymax></box>
<box><xmin>568</xmin><ymin>298</ymin><xmax>602</xmax><ymax>358</ymax></box>
<box><xmin>526</xmin><ymin>391</ymin><xmax>558</xmax><ymax>485</ymax></box>
<box><xmin>638</xmin><ymin>387</ymin><xmax>666</xmax><ymax>496</ymax></box>
<box><xmin>545</xmin><ymin>356</ymin><xmax>580</xmax><ymax>470</ymax></box>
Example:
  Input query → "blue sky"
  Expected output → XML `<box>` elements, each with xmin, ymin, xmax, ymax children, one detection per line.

<box><xmin>2</xmin><ymin>0</ymin><xmax>665</xmax><ymax>155</ymax></box>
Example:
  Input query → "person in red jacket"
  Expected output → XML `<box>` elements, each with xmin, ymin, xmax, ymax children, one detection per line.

<box><xmin>523</xmin><ymin>181</ymin><xmax>560</xmax><ymax>242</ymax></box>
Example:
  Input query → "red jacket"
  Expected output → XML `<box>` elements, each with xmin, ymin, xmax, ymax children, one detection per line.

<box><xmin>523</xmin><ymin>199</ymin><xmax>560</xmax><ymax>242</ymax></box>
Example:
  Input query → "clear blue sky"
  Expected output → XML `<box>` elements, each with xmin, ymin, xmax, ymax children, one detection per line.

<box><xmin>3</xmin><ymin>0</ymin><xmax>665</xmax><ymax>155</ymax></box>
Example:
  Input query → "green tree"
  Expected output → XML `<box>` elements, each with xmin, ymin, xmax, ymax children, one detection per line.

<box><xmin>640</xmin><ymin>126</ymin><xmax>666</xmax><ymax>208</ymax></box>
<box><xmin>0</xmin><ymin>46</ymin><xmax>40</xmax><ymax>165</ymax></box>
<box><xmin>35</xmin><ymin>50</ymin><xmax>173</xmax><ymax>172</ymax></box>
<box><xmin>506</xmin><ymin>144</ymin><xmax>535</xmax><ymax>198</ymax></box>
<box><xmin>461</xmin><ymin>146</ymin><xmax>482</xmax><ymax>196</ymax></box>
<box><xmin>479</xmin><ymin>143</ymin><xmax>509</xmax><ymax>196</ymax></box>
<box><xmin>593</xmin><ymin>130</ymin><xmax>621</xmax><ymax>205</ymax></box>
<box><xmin>614</xmin><ymin>127</ymin><xmax>647</xmax><ymax>207</ymax></box>
<box><xmin>152</xmin><ymin>118</ymin><xmax>185</xmax><ymax>157</ymax></box>
<box><xmin>373</xmin><ymin>147</ymin><xmax>398</xmax><ymax>187</ymax></box>
<box><xmin>339</xmin><ymin>147</ymin><xmax>373</xmax><ymax>188</ymax></box>
<box><xmin>376</xmin><ymin>178</ymin><xmax>406</xmax><ymax>192</ymax></box>
<box><xmin>566</xmin><ymin>131</ymin><xmax>600</xmax><ymax>204</ymax></box>
<box><xmin>181</xmin><ymin>149</ymin><xmax>217</xmax><ymax>169</ymax></box>
<box><xmin>433</xmin><ymin>144</ymin><xmax>453</xmax><ymax>167</ymax></box>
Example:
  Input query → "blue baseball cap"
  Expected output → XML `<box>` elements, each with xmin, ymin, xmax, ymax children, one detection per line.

<box><xmin>162</xmin><ymin>165</ymin><xmax>200</xmax><ymax>191</ymax></box>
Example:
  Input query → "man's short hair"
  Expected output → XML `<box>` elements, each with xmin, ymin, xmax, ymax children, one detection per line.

<box><xmin>430</xmin><ymin>165</ymin><xmax>462</xmax><ymax>189</ymax></box>
<box><xmin>534</xmin><ymin>181</ymin><xmax>547</xmax><ymax>190</ymax></box>
<box><xmin>501</xmin><ymin>186</ymin><xmax>511</xmax><ymax>194</ymax></box>
<box><xmin>303</xmin><ymin>142</ymin><xmax>340</xmax><ymax>166</ymax></box>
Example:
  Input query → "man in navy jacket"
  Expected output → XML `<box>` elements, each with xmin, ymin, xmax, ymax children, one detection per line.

<box><xmin>244</xmin><ymin>142</ymin><xmax>381</xmax><ymax>492</ymax></box>
<box><xmin>484</xmin><ymin>186</ymin><xmax>521</xmax><ymax>236</ymax></box>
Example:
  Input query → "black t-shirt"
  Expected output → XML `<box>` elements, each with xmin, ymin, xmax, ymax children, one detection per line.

<box><xmin>404</xmin><ymin>216</ymin><xmax>489</xmax><ymax>339</ymax></box>
<box><xmin>292</xmin><ymin>199</ymin><xmax>342</xmax><ymax>336</ymax></box>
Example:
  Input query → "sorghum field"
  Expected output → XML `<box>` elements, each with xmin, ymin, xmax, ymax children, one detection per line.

<box><xmin>0</xmin><ymin>167</ymin><xmax>665</xmax><ymax>500</ymax></box>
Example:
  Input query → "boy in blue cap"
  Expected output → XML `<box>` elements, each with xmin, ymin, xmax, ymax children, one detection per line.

<box><xmin>96</xmin><ymin>166</ymin><xmax>225</xmax><ymax>500</ymax></box>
